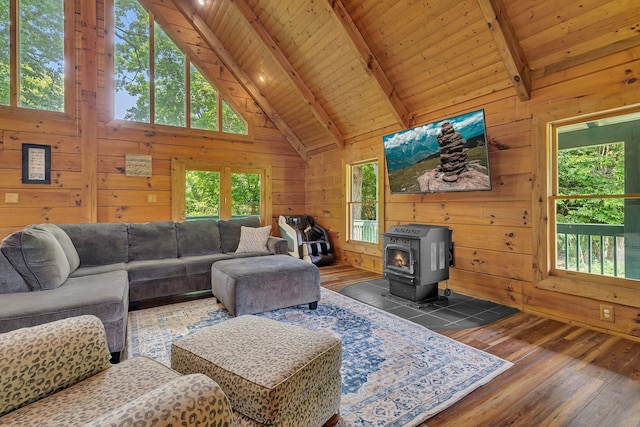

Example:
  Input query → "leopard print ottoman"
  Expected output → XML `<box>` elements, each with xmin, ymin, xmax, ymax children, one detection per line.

<box><xmin>171</xmin><ymin>315</ymin><xmax>342</xmax><ymax>426</ymax></box>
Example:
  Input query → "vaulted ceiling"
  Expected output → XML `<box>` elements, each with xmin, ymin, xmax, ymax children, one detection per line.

<box><xmin>143</xmin><ymin>0</ymin><xmax>640</xmax><ymax>159</ymax></box>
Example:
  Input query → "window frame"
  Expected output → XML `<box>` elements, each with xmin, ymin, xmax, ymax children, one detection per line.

<box><xmin>171</xmin><ymin>157</ymin><xmax>272</xmax><ymax>225</ymax></box>
<box><xmin>345</xmin><ymin>158</ymin><xmax>383</xmax><ymax>247</ymax></box>
<box><xmin>546</xmin><ymin>107</ymin><xmax>640</xmax><ymax>286</ymax></box>
<box><xmin>0</xmin><ymin>0</ymin><xmax>75</xmax><ymax>117</ymax></box>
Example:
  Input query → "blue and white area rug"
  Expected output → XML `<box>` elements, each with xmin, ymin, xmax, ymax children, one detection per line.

<box><xmin>126</xmin><ymin>288</ymin><xmax>512</xmax><ymax>426</ymax></box>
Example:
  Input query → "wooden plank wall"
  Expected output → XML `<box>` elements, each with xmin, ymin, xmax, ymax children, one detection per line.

<box><xmin>0</xmin><ymin>0</ymin><xmax>305</xmax><ymax>239</ymax></box>
<box><xmin>306</xmin><ymin>46</ymin><xmax>640</xmax><ymax>341</ymax></box>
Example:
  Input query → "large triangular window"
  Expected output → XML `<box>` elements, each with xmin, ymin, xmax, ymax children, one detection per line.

<box><xmin>113</xmin><ymin>0</ymin><xmax>247</xmax><ymax>135</ymax></box>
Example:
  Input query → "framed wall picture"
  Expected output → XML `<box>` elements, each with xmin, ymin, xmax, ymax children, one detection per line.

<box><xmin>22</xmin><ymin>143</ymin><xmax>51</xmax><ymax>184</ymax></box>
<box><xmin>125</xmin><ymin>154</ymin><xmax>153</xmax><ymax>177</ymax></box>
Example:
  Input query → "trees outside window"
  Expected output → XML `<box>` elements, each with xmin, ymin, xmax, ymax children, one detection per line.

<box><xmin>222</xmin><ymin>100</ymin><xmax>246</xmax><ymax>134</ymax></box>
<box><xmin>348</xmin><ymin>161</ymin><xmax>379</xmax><ymax>243</ymax></box>
<box><xmin>113</xmin><ymin>0</ymin><xmax>247</xmax><ymax>134</ymax></box>
<box><xmin>184</xmin><ymin>168</ymin><xmax>262</xmax><ymax>221</ymax></box>
<box><xmin>113</xmin><ymin>0</ymin><xmax>149</xmax><ymax>121</ymax></box>
<box><xmin>231</xmin><ymin>172</ymin><xmax>261</xmax><ymax>217</ymax></box>
<box><xmin>190</xmin><ymin>64</ymin><xmax>218</xmax><ymax>131</ymax></box>
<box><xmin>0</xmin><ymin>2</ymin><xmax>8</xmax><ymax>105</ymax></box>
<box><xmin>185</xmin><ymin>170</ymin><xmax>220</xmax><ymax>218</ymax></box>
<box><xmin>154</xmin><ymin>24</ymin><xmax>185</xmax><ymax>127</ymax></box>
<box><xmin>0</xmin><ymin>0</ymin><xmax>65</xmax><ymax>111</ymax></box>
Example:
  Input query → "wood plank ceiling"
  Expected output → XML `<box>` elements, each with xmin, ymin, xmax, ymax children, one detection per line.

<box><xmin>153</xmin><ymin>0</ymin><xmax>640</xmax><ymax>159</ymax></box>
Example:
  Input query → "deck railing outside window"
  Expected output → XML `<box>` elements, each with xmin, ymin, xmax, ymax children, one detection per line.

<box><xmin>352</xmin><ymin>220</ymin><xmax>378</xmax><ymax>243</ymax></box>
<box><xmin>556</xmin><ymin>223</ymin><xmax>625</xmax><ymax>277</ymax></box>
<box><xmin>186</xmin><ymin>215</ymin><xmax>259</xmax><ymax>221</ymax></box>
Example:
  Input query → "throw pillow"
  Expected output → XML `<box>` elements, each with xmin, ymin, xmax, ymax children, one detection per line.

<box><xmin>235</xmin><ymin>225</ymin><xmax>272</xmax><ymax>253</ymax></box>
<box><xmin>218</xmin><ymin>217</ymin><xmax>261</xmax><ymax>253</ymax></box>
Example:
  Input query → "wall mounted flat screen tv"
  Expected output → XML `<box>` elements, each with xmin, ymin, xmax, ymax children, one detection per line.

<box><xmin>383</xmin><ymin>109</ymin><xmax>492</xmax><ymax>194</ymax></box>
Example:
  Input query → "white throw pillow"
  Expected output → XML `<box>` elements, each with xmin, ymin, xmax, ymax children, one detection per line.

<box><xmin>235</xmin><ymin>225</ymin><xmax>272</xmax><ymax>253</ymax></box>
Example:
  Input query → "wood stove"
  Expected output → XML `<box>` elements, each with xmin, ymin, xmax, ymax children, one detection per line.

<box><xmin>382</xmin><ymin>224</ymin><xmax>452</xmax><ymax>302</ymax></box>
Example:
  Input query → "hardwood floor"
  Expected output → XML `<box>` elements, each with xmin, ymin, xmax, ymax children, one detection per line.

<box><xmin>320</xmin><ymin>264</ymin><xmax>640</xmax><ymax>427</ymax></box>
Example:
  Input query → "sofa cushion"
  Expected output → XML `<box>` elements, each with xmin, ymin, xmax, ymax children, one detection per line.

<box><xmin>128</xmin><ymin>221</ymin><xmax>178</xmax><ymax>261</ymax></box>
<box><xmin>218</xmin><ymin>216</ymin><xmax>261</xmax><ymax>253</ymax></box>
<box><xmin>34</xmin><ymin>223</ymin><xmax>80</xmax><ymax>273</ymax></box>
<box><xmin>0</xmin><ymin>356</ymin><xmax>181</xmax><ymax>426</ymax></box>
<box><xmin>0</xmin><ymin>270</ymin><xmax>129</xmax><ymax>334</ymax></box>
<box><xmin>176</xmin><ymin>220</ymin><xmax>221</xmax><ymax>256</ymax></box>
<box><xmin>0</xmin><ymin>227</ymin><xmax>70</xmax><ymax>291</ymax></box>
<box><xmin>0</xmin><ymin>315</ymin><xmax>112</xmax><ymax>418</ymax></box>
<box><xmin>0</xmin><ymin>252</ymin><xmax>30</xmax><ymax>294</ymax></box>
<box><xmin>235</xmin><ymin>225</ymin><xmax>271</xmax><ymax>254</ymax></box>
<box><xmin>59</xmin><ymin>223</ymin><xmax>129</xmax><ymax>266</ymax></box>
<box><xmin>69</xmin><ymin>263</ymin><xmax>127</xmax><ymax>278</ymax></box>
<box><xmin>84</xmin><ymin>374</ymin><xmax>233</xmax><ymax>427</ymax></box>
<box><xmin>126</xmin><ymin>258</ymin><xmax>186</xmax><ymax>283</ymax></box>
<box><xmin>180</xmin><ymin>253</ymin><xmax>233</xmax><ymax>276</ymax></box>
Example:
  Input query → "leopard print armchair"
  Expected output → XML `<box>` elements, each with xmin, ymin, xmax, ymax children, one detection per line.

<box><xmin>0</xmin><ymin>315</ymin><xmax>234</xmax><ymax>426</ymax></box>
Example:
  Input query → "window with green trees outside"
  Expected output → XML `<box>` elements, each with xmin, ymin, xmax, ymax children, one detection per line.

<box><xmin>113</xmin><ymin>0</ymin><xmax>247</xmax><ymax>134</ymax></box>
<box><xmin>552</xmin><ymin>110</ymin><xmax>640</xmax><ymax>280</ymax></box>
<box><xmin>348</xmin><ymin>161</ymin><xmax>379</xmax><ymax>244</ymax></box>
<box><xmin>0</xmin><ymin>0</ymin><xmax>65</xmax><ymax>111</ymax></box>
<box><xmin>185</xmin><ymin>169</ymin><xmax>261</xmax><ymax>221</ymax></box>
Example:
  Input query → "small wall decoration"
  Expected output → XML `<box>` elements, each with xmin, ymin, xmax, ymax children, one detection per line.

<box><xmin>22</xmin><ymin>144</ymin><xmax>51</xmax><ymax>184</ymax></box>
<box><xmin>125</xmin><ymin>154</ymin><xmax>153</xmax><ymax>177</ymax></box>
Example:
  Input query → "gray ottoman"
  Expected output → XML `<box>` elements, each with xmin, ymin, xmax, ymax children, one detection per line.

<box><xmin>211</xmin><ymin>254</ymin><xmax>321</xmax><ymax>316</ymax></box>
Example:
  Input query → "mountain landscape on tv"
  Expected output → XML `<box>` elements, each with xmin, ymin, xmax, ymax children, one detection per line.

<box><xmin>383</xmin><ymin>109</ymin><xmax>492</xmax><ymax>194</ymax></box>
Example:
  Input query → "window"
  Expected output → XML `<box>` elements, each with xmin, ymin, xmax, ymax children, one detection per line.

<box><xmin>180</xmin><ymin>164</ymin><xmax>267</xmax><ymax>222</ymax></box>
<box><xmin>190</xmin><ymin>63</ymin><xmax>218</xmax><ymax>131</ymax></box>
<box><xmin>154</xmin><ymin>24</ymin><xmax>185</xmax><ymax>127</ymax></box>
<box><xmin>185</xmin><ymin>170</ymin><xmax>220</xmax><ymax>219</ymax></box>
<box><xmin>551</xmin><ymin>110</ymin><xmax>640</xmax><ymax>280</ymax></box>
<box><xmin>113</xmin><ymin>0</ymin><xmax>247</xmax><ymax>134</ymax></box>
<box><xmin>222</xmin><ymin>100</ymin><xmax>245</xmax><ymax>134</ymax></box>
<box><xmin>113</xmin><ymin>0</ymin><xmax>149</xmax><ymax>121</ymax></box>
<box><xmin>347</xmin><ymin>160</ymin><xmax>379</xmax><ymax>244</ymax></box>
<box><xmin>0</xmin><ymin>2</ymin><xmax>10</xmax><ymax>105</ymax></box>
<box><xmin>231</xmin><ymin>172</ymin><xmax>261</xmax><ymax>218</ymax></box>
<box><xmin>1</xmin><ymin>0</ymin><xmax>66</xmax><ymax>112</ymax></box>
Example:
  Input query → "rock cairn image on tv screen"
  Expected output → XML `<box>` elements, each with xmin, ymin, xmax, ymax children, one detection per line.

<box><xmin>383</xmin><ymin>109</ymin><xmax>492</xmax><ymax>194</ymax></box>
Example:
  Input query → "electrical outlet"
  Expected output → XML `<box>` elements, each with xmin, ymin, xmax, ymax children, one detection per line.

<box><xmin>5</xmin><ymin>193</ymin><xmax>19</xmax><ymax>203</ymax></box>
<box><xmin>600</xmin><ymin>304</ymin><xmax>615</xmax><ymax>323</ymax></box>
<box><xmin>147</xmin><ymin>194</ymin><xmax>157</xmax><ymax>203</ymax></box>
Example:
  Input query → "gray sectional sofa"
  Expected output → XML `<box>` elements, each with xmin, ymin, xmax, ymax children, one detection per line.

<box><xmin>0</xmin><ymin>217</ymin><xmax>287</xmax><ymax>360</ymax></box>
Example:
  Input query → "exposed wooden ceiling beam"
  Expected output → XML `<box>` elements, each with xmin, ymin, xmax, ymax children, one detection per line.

<box><xmin>325</xmin><ymin>0</ymin><xmax>412</xmax><ymax>129</ymax></box>
<box><xmin>531</xmin><ymin>34</ymin><xmax>640</xmax><ymax>79</ymax></box>
<box><xmin>476</xmin><ymin>0</ymin><xmax>531</xmax><ymax>102</ymax></box>
<box><xmin>231</xmin><ymin>0</ymin><xmax>344</xmax><ymax>149</ymax></box>
<box><xmin>172</xmin><ymin>0</ymin><xmax>307</xmax><ymax>161</ymax></box>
